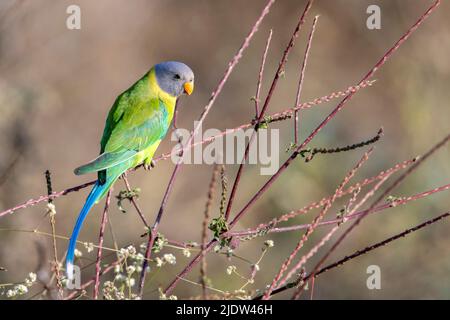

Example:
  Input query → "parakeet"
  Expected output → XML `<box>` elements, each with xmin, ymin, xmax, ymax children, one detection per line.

<box><xmin>66</xmin><ymin>61</ymin><xmax>194</xmax><ymax>278</ymax></box>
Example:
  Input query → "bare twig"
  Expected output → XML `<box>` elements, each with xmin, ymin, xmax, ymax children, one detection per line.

<box><xmin>122</xmin><ymin>174</ymin><xmax>149</xmax><ymax>228</ymax></box>
<box><xmin>200</xmin><ymin>164</ymin><xmax>220</xmax><ymax>299</ymax></box>
<box><xmin>254</xmin><ymin>29</ymin><xmax>273</xmax><ymax>118</ymax></box>
<box><xmin>45</xmin><ymin>170</ymin><xmax>63</xmax><ymax>299</ymax></box>
<box><xmin>93</xmin><ymin>190</ymin><xmax>111</xmax><ymax>300</ymax></box>
<box><xmin>300</xmin><ymin>128</ymin><xmax>383</xmax><ymax>162</ymax></box>
<box><xmin>294</xmin><ymin>15</ymin><xmax>319</xmax><ymax>145</ymax></box>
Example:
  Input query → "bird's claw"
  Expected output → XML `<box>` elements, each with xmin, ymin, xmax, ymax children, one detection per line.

<box><xmin>144</xmin><ymin>160</ymin><xmax>155</xmax><ymax>171</ymax></box>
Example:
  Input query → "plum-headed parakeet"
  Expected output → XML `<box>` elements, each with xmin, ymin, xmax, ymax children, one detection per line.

<box><xmin>66</xmin><ymin>61</ymin><xmax>194</xmax><ymax>278</ymax></box>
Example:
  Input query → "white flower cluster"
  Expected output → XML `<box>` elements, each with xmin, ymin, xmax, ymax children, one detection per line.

<box><xmin>83</xmin><ymin>242</ymin><xmax>95</xmax><ymax>253</ymax></box>
<box><xmin>101</xmin><ymin>241</ymin><xmax>178</xmax><ymax>299</ymax></box>
<box><xmin>46</xmin><ymin>203</ymin><xmax>56</xmax><ymax>217</ymax></box>
<box><xmin>103</xmin><ymin>281</ymin><xmax>140</xmax><ymax>300</ymax></box>
<box><xmin>158</xmin><ymin>288</ymin><xmax>177</xmax><ymax>300</ymax></box>
<box><xmin>182</xmin><ymin>248</ymin><xmax>191</xmax><ymax>258</ymax></box>
<box><xmin>5</xmin><ymin>273</ymin><xmax>37</xmax><ymax>298</ymax></box>
<box><xmin>155</xmin><ymin>253</ymin><xmax>176</xmax><ymax>267</ymax></box>
<box><xmin>118</xmin><ymin>245</ymin><xmax>137</xmax><ymax>260</ymax></box>
<box><xmin>226</xmin><ymin>265</ymin><xmax>237</xmax><ymax>275</ymax></box>
<box><xmin>264</xmin><ymin>240</ymin><xmax>274</xmax><ymax>248</ymax></box>
<box><xmin>113</xmin><ymin>245</ymin><xmax>146</xmax><ymax>281</ymax></box>
<box><xmin>74</xmin><ymin>248</ymin><xmax>83</xmax><ymax>258</ymax></box>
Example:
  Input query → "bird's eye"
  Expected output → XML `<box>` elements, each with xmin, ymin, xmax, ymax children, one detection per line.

<box><xmin>174</xmin><ymin>74</ymin><xmax>181</xmax><ymax>80</ymax></box>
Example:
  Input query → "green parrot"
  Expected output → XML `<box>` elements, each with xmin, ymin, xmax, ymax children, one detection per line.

<box><xmin>66</xmin><ymin>61</ymin><xmax>194</xmax><ymax>278</ymax></box>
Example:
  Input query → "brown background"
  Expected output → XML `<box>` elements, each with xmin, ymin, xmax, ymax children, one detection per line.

<box><xmin>0</xmin><ymin>0</ymin><xmax>449</xmax><ymax>299</ymax></box>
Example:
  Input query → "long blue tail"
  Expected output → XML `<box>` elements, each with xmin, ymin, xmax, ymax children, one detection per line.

<box><xmin>66</xmin><ymin>180</ymin><xmax>112</xmax><ymax>279</ymax></box>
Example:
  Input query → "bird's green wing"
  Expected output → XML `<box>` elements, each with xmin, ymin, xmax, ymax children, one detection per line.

<box><xmin>74</xmin><ymin>150</ymin><xmax>138</xmax><ymax>175</ymax></box>
<box><xmin>102</xmin><ymin>97</ymin><xmax>170</xmax><ymax>154</ymax></box>
<box><xmin>74</xmin><ymin>94</ymin><xmax>172</xmax><ymax>176</ymax></box>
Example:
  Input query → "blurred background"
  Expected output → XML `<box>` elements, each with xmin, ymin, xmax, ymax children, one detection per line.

<box><xmin>0</xmin><ymin>0</ymin><xmax>449</xmax><ymax>299</ymax></box>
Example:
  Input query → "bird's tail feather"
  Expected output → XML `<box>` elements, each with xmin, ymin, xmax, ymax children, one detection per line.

<box><xmin>66</xmin><ymin>178</ymin><xmax>115</xmax><ymax>279</ymax></box>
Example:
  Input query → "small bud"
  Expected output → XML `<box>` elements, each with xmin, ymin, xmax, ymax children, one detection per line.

<box><xmin>226</xmin><ymin>265</ymin><xmax>236</xmax><ymax>275</ymax></box>
<box><xmin>182</xmin><ymin>248</ymin><xmax>191</xmax><ymax>258</ymax></box>
<box><xmin>163</xmin><ymin>254</ymin><xmax>176</xmax><ymax>265</ymax></box>
<box><xmin>74</xmin><ymin>249</ymin><xmax>83</xmax><ymax>258</ymax></box>
<box><xmin>264</xmin><ymin>240</ymin><xmax>274</xmax><ymax>248</ymax></box>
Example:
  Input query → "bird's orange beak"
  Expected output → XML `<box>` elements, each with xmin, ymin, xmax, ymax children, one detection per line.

<box><xmin>184</xmin><ymin>81</ymin><xmax>194</xmax><ymax>95</ymax></box>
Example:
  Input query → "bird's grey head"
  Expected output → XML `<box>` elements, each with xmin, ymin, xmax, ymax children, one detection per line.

<box><xmin>154</xmin><ymin>61</ymin><xmax>194</xmax><ymax>98</ymax></box>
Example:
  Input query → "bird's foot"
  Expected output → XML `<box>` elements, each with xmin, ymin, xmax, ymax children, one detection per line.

<box><xmin>143</xmin><ymin>160</ymin><xmax>155</xmax><ymax>171</ymax></box>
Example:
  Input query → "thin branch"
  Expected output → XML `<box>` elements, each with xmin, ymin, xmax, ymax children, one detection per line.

<box><xmin>200</xmin><ymin>164</ymin><xmax>220</xmax><ymax>299</ymax></box>
<box><xmin>45</xmin><ymin>170</ymin><xmax>63</xmax><ymax>299</ymax></box>
<box><xmin>93</xmin><ymin>190</ymin><xmax>111</xmax><ymax>300</ymax></box>
<box><xmin>254</xmin><ymin>29</ymin><xmax>273</xmax><ymax>118</ymax></box>
<box><xmin>122</xmin><ymin>174</ymin><xmax>149</xmax><ymax>228</ymax></box>
<box><xmin>300</xmin><ymin>128</ymin><xmax>383</xmax><ymax>162</ymax></box>
<box><xmin>294</xmin><ymin>15</ymin><xmax>319</xmax><ymax>145</ymax></box>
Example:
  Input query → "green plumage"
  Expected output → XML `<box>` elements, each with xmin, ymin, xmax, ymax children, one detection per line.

<box><xmin>74</xmin><ymin>69</ymin><xmax>176</xmax><ymax>187</ymax></box>
<box><xmin>67</xmin><ymin>62</ymin><xmax>194</xmax><ymax>278</ymax></box>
